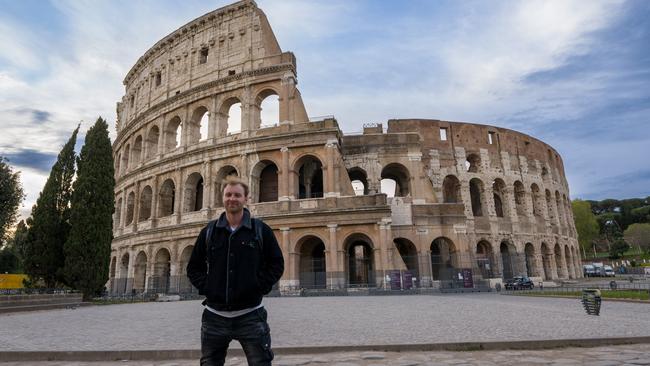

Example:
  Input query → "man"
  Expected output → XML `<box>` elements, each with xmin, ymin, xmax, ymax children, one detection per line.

<box><xmin>187</xmin><ymin>176</ymin><xmax>284</xmax><ymax>365</ymax></box>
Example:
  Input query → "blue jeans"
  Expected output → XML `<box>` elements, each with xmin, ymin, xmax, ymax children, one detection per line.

<box><xmin>200</xmin><ymin>307</ymin><xmax>274</xmax><ymax>366</ymax></box>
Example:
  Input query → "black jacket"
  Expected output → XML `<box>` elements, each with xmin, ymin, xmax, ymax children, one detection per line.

<box><xmin>186</xmin><ymin>209</ymin><xmax>284</xmax><ymax>311</ymax></box>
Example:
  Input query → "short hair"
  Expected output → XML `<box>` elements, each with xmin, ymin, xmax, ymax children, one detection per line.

<box><xmin>221</xmin><ymin>175</ymin><xmax>249</xmax><ymax>197</ymax></box>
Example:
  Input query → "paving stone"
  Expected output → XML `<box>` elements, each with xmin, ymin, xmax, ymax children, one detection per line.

<box><xmin>627</xmin><ymin>359</ymin><xmax>650</xmax><ymax>365</ymax></box>
<box><xmin>588</xmin><ymin>361</ymin><xmax>623</xmax><ymax>366</ymax></box>
<box><xmin>361</xmin><ymin>352</ymin><xmax>386</xmax><ymax>360</ymax></box>
<box><xmin>274</xmin><ymin>358</ymin><xmax>312</xmax><ymax>366</ymax></box>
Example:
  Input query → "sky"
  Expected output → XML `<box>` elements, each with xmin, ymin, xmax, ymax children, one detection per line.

<box><xmin>1</xmin><ymin>0</ymin><xmax>649</xmax><ymax>221</ymax></box>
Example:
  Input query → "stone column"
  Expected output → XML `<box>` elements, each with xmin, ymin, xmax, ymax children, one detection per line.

<box><xmin>278</xmin><ymin>228</ymin><xmax>297</xmax><ymax>290</ymax></box>
<box><xmin>279</xmin><ymin>147</ymin><xmax>290</xmax><ymax>200</ymax></box>
<box><xmin>326</xmin><ymin>224</ymin><xmax>341</xmax><ymax>288</ymax></box>
<box><xmin>279</xmin><ymin>74</ymin><xmax>296</xmax><ymax>125</ymax></box>
<box><xmin>132</xmin><ymin>181</ymin><xmax>141</xmax><ymax>232</ymax></box>
<box><xmin>408</xmin><ymin>153</ymin><xmax>422</xmax><ymax>203</ymax></box>
<box><xmin>202</xmin><ymin>161</ymin><xmax>211</xmax><ymax>211</ymax></box>
<box><xmin>151</xmin><ymin>175</ymin><xmax>159</xmax><ymax>229</ymax></box>
<box><xmin>324</xmin><ymin>141</ymin><xmax>337</xmax><ymax>197</ymax></box>
<box><xmin>174</xmin><ymin>168</ymin><xmax>183</xmax><ymax>224</ymax></box>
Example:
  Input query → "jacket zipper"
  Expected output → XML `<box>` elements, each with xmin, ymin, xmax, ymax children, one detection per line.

<box><xmin>225</xmin><ymin>230</ymin><xmax>233</xmax><ymax>304</ymax></box>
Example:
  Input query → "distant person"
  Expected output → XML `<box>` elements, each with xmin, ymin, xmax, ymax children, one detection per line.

<box><xmin>187</xmin><ymin>176</ymin><xmax>284</xmax><ymax>366</ymax></box>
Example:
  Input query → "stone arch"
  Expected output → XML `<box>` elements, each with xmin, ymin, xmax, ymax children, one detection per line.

<box><xmin>164</xmin><ymin>116</ymin><xmax>182</xmax><ymax>151</ymax></box>
<box><xmin>500</xmin><ymin>240</ymin><xmax>517</xmax><ymax>279</ymax></box>
<box><xmin>381</xmin><ymin>163</ymin><xmax>411</xmax><ymax>197</ymax></box>
<box><xmin>219</xmin><ymin>97</ymin><xmax>242</xmax><ymax>135</ymax></box>
<box><xmin>183</xmin><ymin>172</ymin><xmax>204</xmax><ymax>212</ymax></box>
<box><xmin>255</xmin><ymin>88</ymin><xmax>280</xmax><ymax>128</ymax></box>
<box><xmin>132</xmin><ymin>135</ymin><xmax>143</xmax><ymax>166</ymax></box>
<box><xmin>348</xmin><ymin>167</ymin><xmax>369</xmax><ymax>196</ymax></box>
<box><xmin>465</xmin><ymin>153</ymin><xmax>480</xmax><ymax>173</ymax></box>
<box><xmin>134</xmin><ymin>251</ymin><xmax>147</xmax><ymax>292</ymax></box>
<box><xmin>115</xmin><ymin>152</ymin><xmax>121</xmax><ymax>175</ymax></box>
<box><xmin>188</xmin><ymin>105</ymin><xmax>209</xmax><ymax>144</ymax></box>
<box><xmin>158</xmin><ymin>178</ymin><xmax>176</xmax><ymax>217</ymax></box>
<box><xmin>540</xmin><ymin>242</ymin><xmax>552</xmax><ymax>280</ymax></box>
<box><xmin>109</xmin><ymin>256</ymin><xmax>117</xmax><ymax>292</ymax></box>
<box><xmin>138</xmin><ymin>185</ymin><xmax>153</xmax><ymax>221</ymax></box>
<box><xmin>553</xmin><ymin>243</ymin><xmax>563</xmax><ymax>279</ymax></box>
<box><xmin>492</xmin><ymin>178</ymin><xmax>507</xmax><ymax>218</ymax></box>
<box><xmin>469</xmin><ymin>178</ymin><xmax>484</xmax><ymax>216</ymax></box>
<box><xmin>214</xmin><ymin>165</ymin><xmax>239</xmax><ymax>206</ymax></box>
<box><xmin>145</xmin><ymin>125</ymin><xmax>160</xmax><ymax>159</ymax></box>
<box><xmin>115</xmin><ymin>197</ymin><xmax>122</xmax><ymax>228</ymax></box>
<box><xmin>178</xmin><ymin>245</ymin><xmax>194</xmax><ymax>292</ymax></box>
<box><xmin>443</xmin><ymin>175</ymin><xmax>461</xmax><ymax>203</ymax></box>
<box><xmin>125</xmin><ymin>191</ymin><xmax>135</xmax><ymax>225</ymax></box>
<box><xmin>343</xmin><ymin>233</ymin><xmax>375</xmax><ymax>287</ymax></box>
<box><xmin>564</xmin><ymin>245</ymin><xmax>574</xmax><ymax>279</ymax></box>
<box><xmin>430</xmin><ymin>237</ymin><xmax>458</xmax><ymax>281</ymax></box>
<box><xmin>296</xmin><ymin>235</ymin><xmax>327</xmax><ymax>289</ymax></box>
<box><xmin>513</xmin><ymin>181</ymin><xmax>526</xmax><ymax>216</ymax></box>
<box><xmin>394</xmin><ymin>238</ymin><xmax>419</xmax><ymax>280</ymax></box>
<box><xmin>251</xmin><ymin>160</ymin><xmax>279</xmax><ymax>203</ymax></box>
<box><xmin>294</xmin><ymin>155</ymin><xmax>324</xmax><ymax>199</ymax></box>
<box><xmin>476</xmin><ymin>240</ymin><xmax>495</xmax><ymax>278</ymax></box>
<box><xmin>524</xmin><ymin>243</ymin><xmax>537</xmax><ymax>277</ymax></box>
<box><xmin>531</xmin><ymin>183</ymin><xmax>543</xmax><ymax>217</ymax></box>
<box><xmin>152</xmin><ymin>247</ymin><xmax>171</xmax><ymax>293</ymax></box>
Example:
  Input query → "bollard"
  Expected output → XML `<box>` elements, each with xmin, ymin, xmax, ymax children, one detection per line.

<box><xmin>581</xmin><ymin>289</ymin><xmax>602</xmax><ymax>316</ymax></box>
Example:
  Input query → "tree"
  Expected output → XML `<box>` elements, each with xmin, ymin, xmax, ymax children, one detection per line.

<box><xmin>608</xmin><ymin>238</ymin><xmax>630</xmax><ymax>259</ymax></box>
<box><xmin>572</xmin><ymin>200</ymin><xmax>599</xmax><ymax>257</ymax></box>
<box><xmin>23</xmin><ymin>126</ymin><xmax>79</xmax><ymax>287</ymax></box>
<box><xmin>0</xmin><ymin>157</ymin><xmax>24</xmax><ymax>243</ymax></box>
<box><xmin>64</xmin><ymin>118</ymin><xmax>115</xmax><ymax>299</ymax></box>
<box><xmin>0</xmin><ymin>220</ymin><xmax>28</xmax><ymax>273</ymax></box>
<box><xmin>624</xmin><ymin>223</ymin><xmax>650</xmax><ymax>253</ymax></box>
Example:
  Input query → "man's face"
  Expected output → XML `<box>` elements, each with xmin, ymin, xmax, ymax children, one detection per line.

<box><xmin>223</xmin><ymin>183</ymin><xmax>247</xmax><ymax>214</ymax></box>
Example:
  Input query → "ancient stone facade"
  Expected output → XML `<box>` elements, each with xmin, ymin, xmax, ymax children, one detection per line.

<box><xmin>109</xmin><ymin>0</ymin><xmax>580</xmax><ymax>294</ymax></box>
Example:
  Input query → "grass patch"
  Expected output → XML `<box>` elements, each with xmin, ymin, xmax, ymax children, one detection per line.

<box><xmin>517</xmin><ymin>290</ymin><xmax>649</xmax><ymax>301</ymax></box>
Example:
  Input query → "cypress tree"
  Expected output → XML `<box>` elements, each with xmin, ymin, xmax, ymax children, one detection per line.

<box><xmin>23</xmin><ymin>126</ymin><xmax>79</xmax><ymax>287</ymax></box>
<box><xmin>64</xmin><ymin>117</ymin><xmax>115</xmax><ymax>299</ymax></box>
<box><xmin>0</xmin><ymin>157</ymin><xmax>24</xmax><ymax>243</ymax></box>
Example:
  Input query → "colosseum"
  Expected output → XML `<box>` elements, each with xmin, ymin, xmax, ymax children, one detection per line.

<box><xmin>109</xmin><ymin>0</ymin><xmax>581</xmax><ymax>295</ymax></box>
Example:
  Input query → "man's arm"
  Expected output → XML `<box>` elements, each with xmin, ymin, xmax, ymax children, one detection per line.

<box><xmin>187</xmin><ymin>227</ymin><xmax>208</xmax><ymax>294</ymax></box>
<box><xmin>257</xmin><ymin>222</ymin><xmax>284</xmax><ymax>294</ymax></box>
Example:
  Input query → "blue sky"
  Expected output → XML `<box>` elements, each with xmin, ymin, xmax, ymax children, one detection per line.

<box><xmin>1</xmin><ymin>0</ymin><xmax>648</xmax><ymax>220</ymax></box>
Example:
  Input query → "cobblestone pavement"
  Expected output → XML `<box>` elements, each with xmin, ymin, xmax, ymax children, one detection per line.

<box><xmin>1</xmin><ymin>294</ymin><xmax>649</xmax><ymax>351</ymax></box>
<box><xmin>2</xmin><ymin>344</ymin><xmax>650</xmax><ymax>365</ymax></box>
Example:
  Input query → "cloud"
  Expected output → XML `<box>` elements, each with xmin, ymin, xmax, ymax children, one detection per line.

<box><xmin>1</xmin><ymin>149</ymin><xmax>57</xmax><ymax>173</ymax></box>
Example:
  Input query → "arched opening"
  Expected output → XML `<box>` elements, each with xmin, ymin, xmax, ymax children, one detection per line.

<box><xmin>164</xmin><ymin>116</ymin><xmax>182</xmax><ymax>151</ymax></box>
<box><xmin>442</xmin><ymin>175</ymin><xmax>461</xmax><ymax>203</ymax></box>
<box><xmin>514</xmin><ymin>181</ymin><xmax>526</xmax><ymax>216</ymax></box>
<box><xmin>555</xmin><ymin>191</ymin><xmax>564</xmax><ymax>227</ymax></box>
<box><xmin>226</xmin><ymin>102</ymin><xmax>242</xmax><ymax>134</ymax></box>
<box><xmin>258</xmin><ymin>90</ymin><xmax>280</xmax><ymax>128</ymax></box>
<box><xmin>348</xmin><ymin>168</ymin><xmax>368</xmax><ymax>196</ymax></box>
<box><xmin>430</xmin><ymin>237</ymin><xmax>457</xmax><ymax>281</ymax></box>
<box><xmin>345</xmin><ymin>234</ymin><xmax>375</xmax><ymax>287</ymax></box>
<box><xmin>394</xmin><ymin>238</ymin><xmax>419</xmax><ymax>283</ymax></box>
<box><xmin>132</xmin><ymin>135</ymin><xmax>143</xmax><ymax>166</ymax></box>
<box><xmin>541</xmin><ymin>242</ymin><xmax>552</xmax><ymax>280</ymax></box>
<box><xmin>145</xmin><ymin>125</ymin><xmax>159</xmax><ymax>159</ymax></box>
<box><xmin>492</xmin><ymin>179</ymin><xmax>507</xmax><ymax>218</ymax></box>
<box><xmin>188</xmin><ymin>106</ymin><xmax>209</xmax><ymax>144</ymax></box>
<box><xmin>500</xmin><ymin>241</ymin><xmax>515</xmax><ymax>280</ymax></box>
<box><xmin>298</xmin><ymin>236</ymin><xmax>326</xmax><ymax>289</ymax></box>
<box><xmin>215</xmin><ymin>166</ymin><xmax>239</xmax><ymax>207</ymax></box>
<box><xmin>252</xmin><ymin>160</ymin><xmax>278</xmax><ymax>203</ymax></box>
<box><xmin>469</xmin><ymin>178</ymin><xmax>484</xmax><ymax>216</ymax></box>
<box><xmin>138</xmin><ymin>185</ymin><xmax>153</xmax><ymax>221</ymax></box>
<box><xmin>115</xmin><ymin>153</ymin><xmax>121</xmax><ymax>175</ymax></box>
<box><xmin>381</xmin><ymin>163</ymin><xmax>411</xmax><ymax>197</ymax></box>
<box><xmin>109</xmin><ymin>257</ymin><xmax>116</xmax><ymax>293</ymax></box>
<box><xmin>125</xmin><ymin>192</ymin><xmax>135</xmax><ymax>225</ymax></box>
<box><xmin>524</xmin><ymin>243</ymin><xmax>537</xmax><ymax>277</ymax></box>
<box><xmin>295</xmin><ymin>156</ymin><xmax>323</xmax><ymax>199</ymax></box>
<box><xmin>476</xmin><ymin>240</ymin><xmax>495</xmax><ymax>278</ymax></box>
<box><xmin>121</xmin><ymin>144</ymin><xmax>130</xmax><ymax>173</ymax></box>
<box><xmin>183</xmin><ymin>172</ymin><xmax>204</xmax><ymax>212</ymax></box>
<box><xmin>564</xmin><ymin>245</ymin><xmax>573</xmax><ymax>279</ymax></box>
<box><xmin>158</xmin><ymin>179</ymin><xmax>176</xmax><ymax>217</ymax></box>
<box><xmin>465</xmin><ymin>153</ymin><xmax>480</xmax><ymax>173</ymax></box>
<box><xmin>531</xmin><ymin>184</ymin><xmax>543</xmax><ymax>217</ymax></box>
<box><xmin>178</xmin><ymin>245</ymin><xmax>194</xmax><ymax>293</ymax></box>
<box><xmin>152</xmin><ymin>248</ymin><xmax>171</xmax><ymax>293</ymax></box>
<box><xmin>117</xmin><ymin>253</ymin><xmax>129</xmax><ymax>294</ymax></box>
<box><xmin>553</xmin><ymin>243</ymin><xmax>563</xmax><ymax>279</ymax></box>
<box><xmin>134</xmin><ymin>251</ymin><xmax>147</xmax><ymax>292</ymax></box>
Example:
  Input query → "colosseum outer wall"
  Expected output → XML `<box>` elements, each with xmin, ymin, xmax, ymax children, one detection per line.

<box><xmin>109</xmin><ymin>0</ymin><xmax>581</xmax><ymax>295</ymax></box>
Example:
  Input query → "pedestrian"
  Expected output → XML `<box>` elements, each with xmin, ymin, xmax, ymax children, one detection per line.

<box><xmin>187</xmin><ymin>176</ymin><xmax>284</xmax><ymax>365</ymax></box>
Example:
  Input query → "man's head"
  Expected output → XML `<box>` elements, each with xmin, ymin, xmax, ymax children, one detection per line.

<box><xmin>222</xmin><ymin>176</ymin><xmax>249</xmax><ymax>214</ymax></box>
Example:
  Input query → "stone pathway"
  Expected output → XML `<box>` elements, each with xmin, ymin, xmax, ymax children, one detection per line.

<box><xmin>2</xmin><ymin>344</ymin><xmax>650</xmax><ymax>365</ymax></box>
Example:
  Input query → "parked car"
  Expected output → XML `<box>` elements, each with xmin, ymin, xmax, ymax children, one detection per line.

<box><xmin>604</xmin><ymin>265</ymin><xmax>616</xmax><ymax>277</ymax></box>
<box><xmin>583</xmin><ymin>264</ymin><xmax>596</xmax><ymax>277</ymax></box>
<box><xmin>504</xmin><ymin>276</ymin><xmax>534</xmax><ymax>290</ymax></box>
